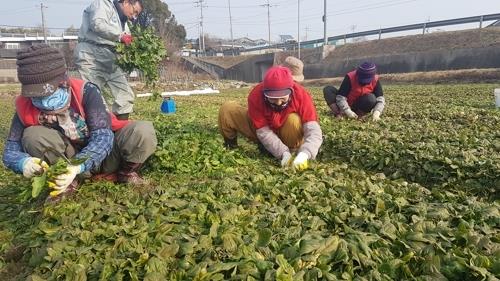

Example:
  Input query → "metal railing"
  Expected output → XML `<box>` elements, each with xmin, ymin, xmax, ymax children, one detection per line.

<box><xmin>243</xmin><ymin>13</ymin><xmax>500</xmax><ymax>53</ymax></box>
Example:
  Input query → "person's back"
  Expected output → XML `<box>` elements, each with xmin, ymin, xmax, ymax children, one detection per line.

<box><xmin>77</xmin><ymin>0</ymin><xmax>127</xmax><ymax>47</ymax></box>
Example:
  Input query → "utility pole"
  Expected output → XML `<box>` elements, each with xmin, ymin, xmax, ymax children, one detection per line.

<box><xmin>195</xmin><ymin>0</ymin><xmax>205</xmax><ymax>55</ymax></box>
<box><xmin>40</xmin><ymin>2</ymin><xmax>48</xmax><ymax>44</ymax></box>
<box><xmin>228</xmin><ymin>0</ymin><xmax>235</xmax><ymax>56</ymax></box>
<box><xmin>197</xmin><ymin>22</ymin><xmax>201</xmax><ymax>56</ymax></box>
<box><xmin>297</xmin><ymin>0</ymin><xmax>300</xmax><ymax>59</ymax></box>
<box><xmin>305</xmin><ymin>26</ymin><xmax>311</xmax><ymax>41</ymax></box>
<box><xmin>323</xmin><ymin>0</ymin><xmax>327</xmax><ymax>45</ymax></box>
<box><xmin>261</xmin><ymin>0</ymin><xmax>274</xmax><ymax>47</ymax></box>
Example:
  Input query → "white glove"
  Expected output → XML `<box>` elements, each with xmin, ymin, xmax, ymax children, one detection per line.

<box><xmin>280</xmin><ymin>151</ymin><xmax>293</xmax><ymax>167</ymax></box>
<box><xmin>344</xmin><ymin>109</ymin><xmax>358</xmax><ymax>119</ymax></box>
<box><xmin>372</xmin><ymin>111</ymin><xmax>381</xmax><ymax>121</ymax></box>
<box><xmin>22</xmin><ymin>157</ymin><xmax>49</xmax><ymax>178</ymax></box>
<box><xmin>292</xmin><ymin>152</ymin><xmax>309</xmax><ymax>170</ymax></box>
<box><xmin>53</xmin><ymin>164</ymin><xmax>83</xmax><ymax>191</ymax></box>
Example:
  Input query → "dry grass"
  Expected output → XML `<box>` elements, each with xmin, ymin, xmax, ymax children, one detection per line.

<box><xmin>2</xmin><ymin>69</ymin><xmax>499</xmax><ymax>98</ymax></box>
<box><xmin>303</xmin><ymin>68</ymin><xmax>500</xmax><ymax>87</ymax></box>
<box><xmin>197</xmin><ymin>55</ymin><xmax>258</xmax><ymax>69</ymax></box>
<box><xmin>326</xmin><ymin>27</ymin><xmax>500</xmax><ymax>61</ymax></box>
<box><xmin>0</xmin><ymin>84</ymin><xmax>20</xmax><ymax>96</ymax></box>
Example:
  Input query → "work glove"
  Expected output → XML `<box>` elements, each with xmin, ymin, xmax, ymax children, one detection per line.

<box><xmin>50</xmin><ymin>164</ymin><xmax>83</xmax><ymax>195</ymax></box>
<box><xmin>372</xmin><ymin>111</ymin><xmax>381</xmax><ymax>122</ymax></box>
<box><xmin>292</xmin><ymin>152</ymin><xmax>309</xmax><ymax>170</ymax></box>
<box><xmin>344</xmin><ymin>108</ymin><xmax>358</xmax><ymax>119</ymax></box>
<box><xmin>120</xmin><ymin>34</ymin><xmax>134</xmax><ymax>46</ymax></box>
<box><xmin>22</xmin><ymin>157</ymin><xmax>49</xmax><ymax>178</ymax></box>
<box><xmin>280</xmin><ymin>151</ymin><xmax>293</xmax><ymax>167</ymax></box>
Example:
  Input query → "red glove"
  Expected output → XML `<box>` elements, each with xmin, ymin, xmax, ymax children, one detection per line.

<box><xmin>120</xmin><ymin>34</ymin><xmax>133</xmax><ymax>46</ymax></box>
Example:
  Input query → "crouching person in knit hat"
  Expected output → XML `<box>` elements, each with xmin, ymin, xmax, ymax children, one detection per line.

<box><xmin>218</xmin><ymin>66</ymin><xmax>323</xmax><ymax>170</ymax></box>
<box><xmin>323</xmin><ymin>62</ymin><xmax>385</xmax><ymax>121</ymax></box>
<box><xmin>2</xmin><ymin>44</ymin><xmax>157</xmax><ymax>202</ymax></box>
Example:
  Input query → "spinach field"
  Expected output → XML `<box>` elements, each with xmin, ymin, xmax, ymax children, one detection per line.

<box><xmin>0</xmin><ymin>84</ymin><xmax>498</xmax><ymax>280</ymax></box>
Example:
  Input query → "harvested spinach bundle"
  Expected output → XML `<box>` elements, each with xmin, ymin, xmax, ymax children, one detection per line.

<box><xmin>116</xmin><ymin>25</ymin><xmax>167</xmax><ymax>88</ymax></box>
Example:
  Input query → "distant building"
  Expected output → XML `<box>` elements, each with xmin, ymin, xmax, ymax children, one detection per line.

<box><xmin>279</xmin><ymin>34</ymin><xmax>295</xmax><ymax>43</ymax></box>
<box><xmin>0</xmin><ymin>32</ymin><xmax>77</xmax><ymax>59</ymax></box>
<box><xmin>233</xmin><ymin>37</ymin><xmax>267</xmax><ymax>48</ymax></box>
<box><xmin>183</xmin><ymin>36</ymin><xmax>267</xmax><ymax>56</ymax></box>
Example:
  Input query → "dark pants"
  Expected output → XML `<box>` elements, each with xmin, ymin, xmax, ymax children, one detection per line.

<box><xmin>22</xmin><ymin>121</ymin><xmax>157</xmax><ymax>174</ymax></box>
<box><xmin>323</xmin><ymin>85</ymin><xmax>337</xmax><ymax>106</ymax></box>
<box><xmin>323</xmin><ymin>86</ymin><xmax>377</xmax><ymax>115</ymax></box>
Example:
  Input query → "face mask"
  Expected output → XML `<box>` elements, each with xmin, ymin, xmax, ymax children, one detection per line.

<box><xmin>31</xmin><ymin>87</ymin><xmax>70</xmax><ymax>111</ymax></box>
<box><xmin>265</xmin><ymin>96</ymin><xmax>291</xmax><ymax>112</ymax></box>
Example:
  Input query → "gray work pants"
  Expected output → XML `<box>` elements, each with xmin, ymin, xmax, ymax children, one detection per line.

<box><xmin>21</xmin><ymin>121</ymin><xmax>157</xmax><ymax>174</ymax></box>
<box><xmin>74</xmin><ymin>42</ymin><xmax>135</xmax><ymax>115</ymax></box>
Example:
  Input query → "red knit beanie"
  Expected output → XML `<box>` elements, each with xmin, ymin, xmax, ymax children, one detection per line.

<box><xmin>262</xmin><ymin>66</ymin><xmax>294</xmax><ymax>98</ymax></box>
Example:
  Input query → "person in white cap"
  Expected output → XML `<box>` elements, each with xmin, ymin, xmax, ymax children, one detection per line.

<box><xmin>282</xmin><ymin>56</ymin><xmax>305</xmax><ymax>83</ymax></box>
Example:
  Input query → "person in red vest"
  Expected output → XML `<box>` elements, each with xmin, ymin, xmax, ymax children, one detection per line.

<box><xmin>2</xmin><ymin>44</ymin><xmax>157</xmax><ymax>202</ymax></box>
<box><xmin>218</xmin><ymin>66</ymin><xmax>323</xmax><ymax>170</ymax></box>
<box><xmin>323</xmin><ymin>62</ymin><xmax>385</xmax><ymax>121</ymax></box>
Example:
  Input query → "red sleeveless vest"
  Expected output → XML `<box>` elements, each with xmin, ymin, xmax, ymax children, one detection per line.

<box><xmin>15</xmin><ymin>78</ymin><xmax>129</xmax><ymax>131</ymax></box>
<box><xmin>346</xmin><ymin>70</ymin><xmax>379</xmax><ymax>106</ymax></box>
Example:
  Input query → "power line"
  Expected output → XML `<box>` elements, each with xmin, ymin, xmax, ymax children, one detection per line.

<box><xmin>0</xmin><ymin>6</ymin><xmax>36</xmax><ymax>14</ymax></box>
<box><xmin>180</xmin><ymin>0</ymin><xmax>422</xmax><ymax>41</ymax></box>
<box><xmin>24</xmin><ymin>0</ymin><xmax>89</xmax><ymax>5</ymax></box>
<box><xmin>270</xmin><ymin>0</ymin><xmax>420</xmax><ymax>25</ymax></box>
<box><xmin>193</xmin><ymin>0</ymin><xmax>289</xmax><ymax>9</ymax></box>
<box><xmin>0</xmin><ymin>24</ymin><xmax>73</xmax><ymax>30</ymax></box>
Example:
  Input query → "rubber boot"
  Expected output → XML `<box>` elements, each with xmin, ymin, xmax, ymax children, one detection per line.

<box><xmin>117</xmin><ymin>162</ymin><xmax>147</xmax><ymax>185</ymax></box>
<box><xmin>223</xmin><ymin>137</ymin><xmax>238</xmax><ymax>149</ymax></box>
<box><xmin>116</xmin><ymin>113</ymin><xmax>130</xmax><ymax>120</ymax></box>
<box><xmin>328</xmin><ymin>103</ymin><xmax>342</xmax><ymax>117</ymax></box>
<box><xmin>92</xmin><ymin>172</ymin><xmax>118</xmax><ymax>183</ymax></box>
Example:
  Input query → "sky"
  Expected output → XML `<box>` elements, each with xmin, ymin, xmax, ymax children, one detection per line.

<box><xmin>1</xmin><ymin>0</ymin><xmax>499</xmax><ymax>42</ymax></box>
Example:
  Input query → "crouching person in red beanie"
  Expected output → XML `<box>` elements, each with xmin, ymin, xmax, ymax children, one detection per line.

<box><xmin>218</xmin><ymin>66</ymin><xmax>323</xmax><ymax>170</ymax></box>
<box><xmin>2</xmin><ymin>44</ymin><xmax>157</xmax><ymax>202</ymax></box>
<box><xmin>323</xmin><ymin>62</ymin><xmax>385</xmax><ymax>121</ymax></box>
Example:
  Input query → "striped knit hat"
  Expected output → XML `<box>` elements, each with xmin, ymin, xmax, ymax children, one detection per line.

<box><xmin>17</xmin><ymin>44</ymin><xmax>67</xmax><ymax>97</ymax></box>
<box><xmin>356</xmin><ymin>62</ymin><xmax>377</xmax><ymax>84</ymax></box>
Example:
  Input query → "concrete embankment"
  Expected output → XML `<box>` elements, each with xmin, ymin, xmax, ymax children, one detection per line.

<box><xmin>192</xmin><ymin>27</ymin><xmax>500</xmax><ymax>83</ymax></box>
<box><xmin>306</xmin><ymin>28</ymin><xmax>500</xmax><ymax>79</ymax></box>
